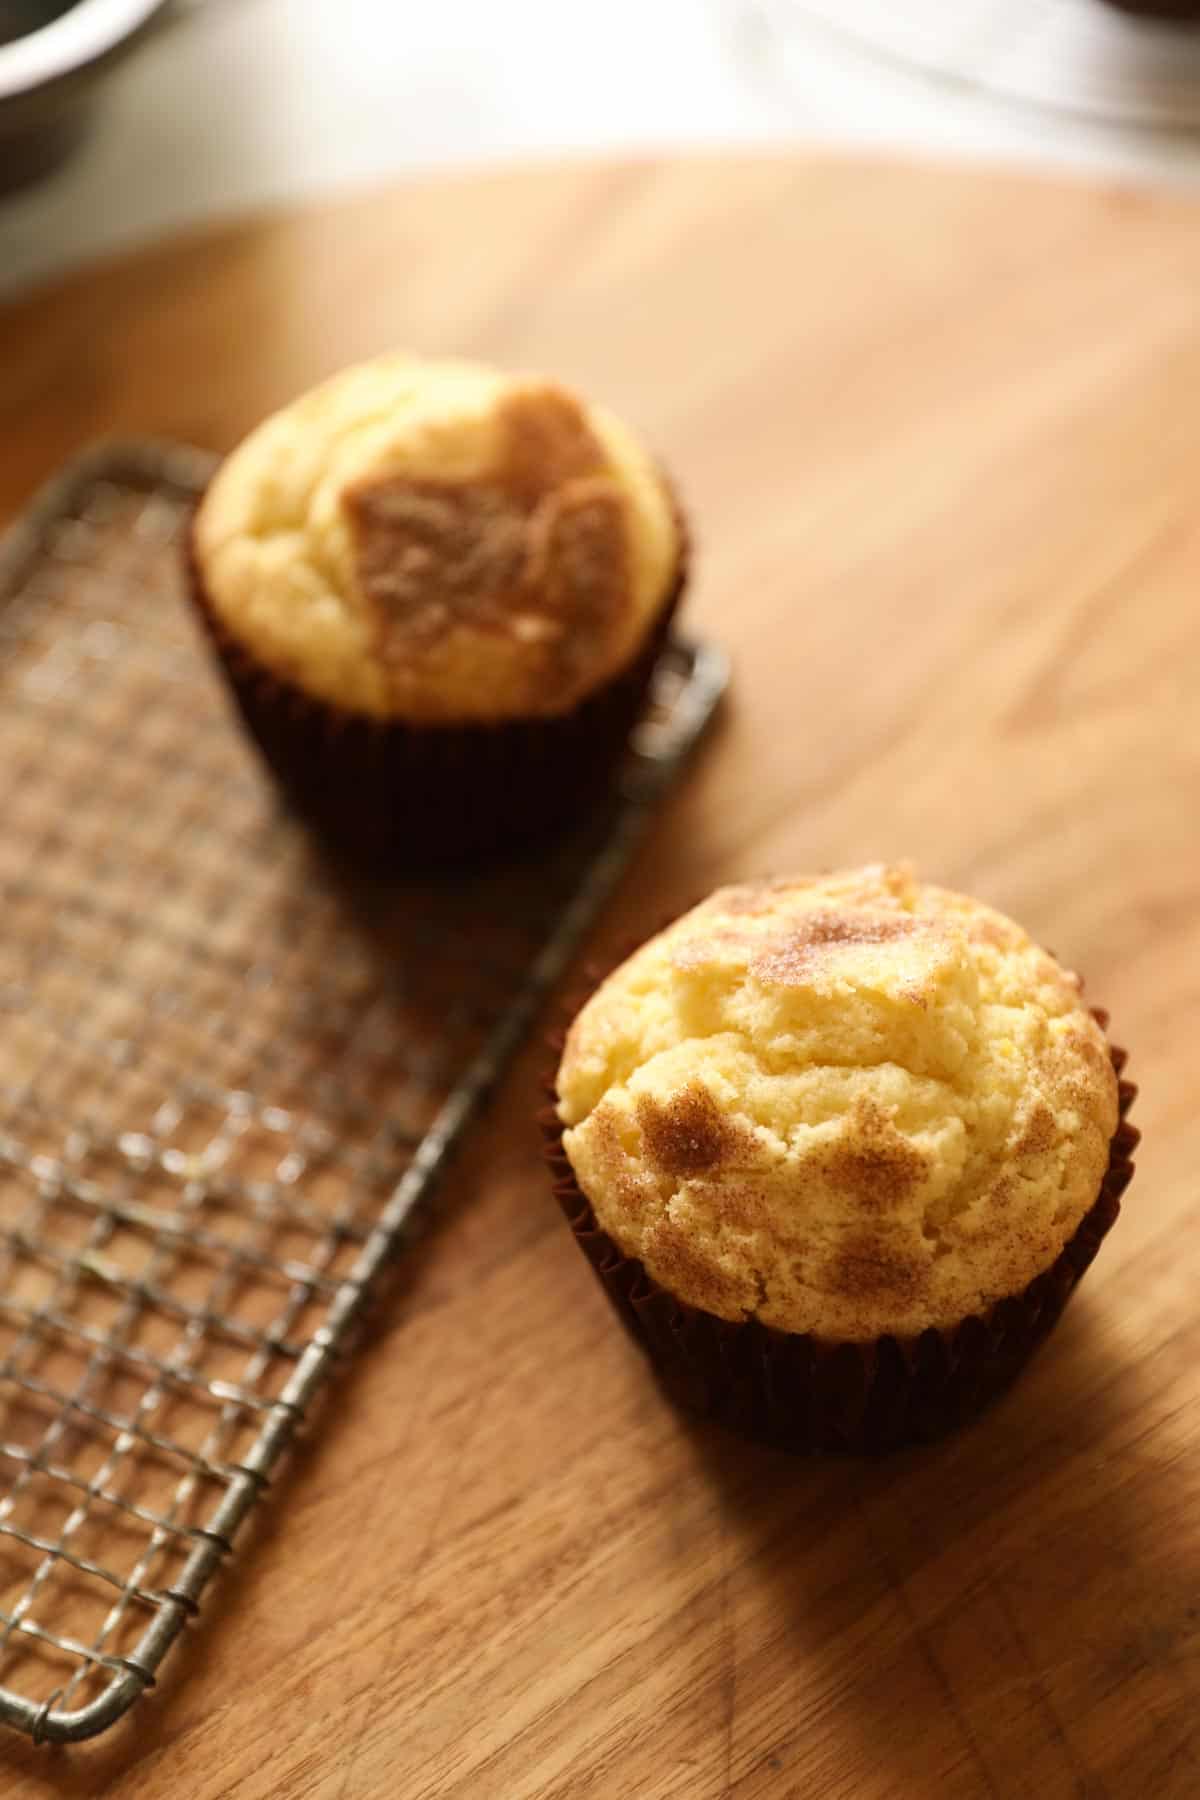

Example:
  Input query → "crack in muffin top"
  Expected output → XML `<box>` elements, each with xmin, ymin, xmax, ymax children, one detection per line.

<box><xmin>557</xmin><ymin>864</ymin><xmax>1118</xmax><ymax>1341</ymax></box>
<box><xmin>192</xmin><ymin>356</ymin><xmax>681</xmax><ymax>723</ymax></box>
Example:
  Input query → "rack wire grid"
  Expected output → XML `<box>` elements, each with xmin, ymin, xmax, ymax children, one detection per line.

<box><xmin>0</xmin><ymin>443</ymin><xmax>726</xmax><ymax>1746</ymax></box>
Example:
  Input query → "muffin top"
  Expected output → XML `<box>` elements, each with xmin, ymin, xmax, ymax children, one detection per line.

<box><xmin>192</xmin><ymin>354</ymin><xmax>681</xmax><ymax>724</ymax></box>
<box><xmin>557</xmin><ymin>865</ymin><xmax>1118</xmax><ymax>1342</ymax></box>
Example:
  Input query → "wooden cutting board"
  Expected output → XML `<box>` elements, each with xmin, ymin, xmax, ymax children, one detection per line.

<box><xmin>0</xmin><ymin>157</ymin><xmax>1198</xmax><ymax>1800</ymax></box>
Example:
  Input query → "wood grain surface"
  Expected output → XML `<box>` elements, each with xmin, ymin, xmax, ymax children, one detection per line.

<box><xmin>0</xmin><ymin>157</ymin><xmax>1197</xmax><ymax>1799</ymax></box>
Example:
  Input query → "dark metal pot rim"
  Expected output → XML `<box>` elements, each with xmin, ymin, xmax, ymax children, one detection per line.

<box><xmin>0</xmin><ymin>0</ymin><xmax>166</xmax><ymax>104</ymax></box>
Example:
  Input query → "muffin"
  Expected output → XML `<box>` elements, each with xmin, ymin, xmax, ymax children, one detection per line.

<box><xmin>546</xmin><ymin>865</ymin><xmax>1137</xmax><ymax>1452</ymax></box>
<box><xmin>188</xmin><ymin>354</ymin><xmax>686</xmax><ymax>865</ymax></box>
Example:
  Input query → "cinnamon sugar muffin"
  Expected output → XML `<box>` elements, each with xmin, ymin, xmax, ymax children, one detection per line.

<box><xmin>188</xmin><ymin>354</ymin><xmax>686</xmax><ymax>863</ymax></box>
<box><xmin>547</xmin><ymin>865</ymin><xmax>1137</xmax><ymax>1451</ymax></box>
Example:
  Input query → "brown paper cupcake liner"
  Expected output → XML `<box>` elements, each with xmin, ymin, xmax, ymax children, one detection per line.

<box><xmin>184</xmin><ymin>507</ymin><xmax>688</xmax><ymax>869</ymax></box>
<box><xmin>540</xmin><ymin>1006</ymin><xmax>1137</xmax><ymax>1456</ymax></box>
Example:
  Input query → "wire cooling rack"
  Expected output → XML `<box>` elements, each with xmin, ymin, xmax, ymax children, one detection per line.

<box><xmin>0</xmin><ymin>443</ymin><xmax>726</xmax><ymax>1745</ymax></box>
<box><xmin>759</xmin><ymin>0</ymin><xmax>1200</xmax><ymax>128</ymax></box>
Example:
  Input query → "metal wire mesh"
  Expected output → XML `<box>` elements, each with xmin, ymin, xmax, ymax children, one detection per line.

<box><xmin>0</xmin><ymin>443</ymin><xmax>726</xmax><ymax>1745</ymax></box>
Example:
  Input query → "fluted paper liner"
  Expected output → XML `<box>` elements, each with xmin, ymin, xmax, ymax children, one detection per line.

<box><xmin>185</xmin><ymin>505</ymin><xmax>687</xmax><ymax>868</ymax></box>
<box><xmin>541</xmin><ymin>1005</ymin><xmax>1137</xmax><ymax>1455</ymax></box>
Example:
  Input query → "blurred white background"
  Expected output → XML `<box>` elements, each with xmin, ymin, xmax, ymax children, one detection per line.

<box><xmin>4</xmin><ymin>0</ymin><xmax>1200</xmax><ymax>298</ymax></box>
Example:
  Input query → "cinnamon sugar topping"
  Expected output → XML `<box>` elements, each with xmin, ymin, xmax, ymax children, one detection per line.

<box><xmin>557</xmin><ymin>866</ymin><xmax>1120</xmax><ymax>1341</ymax></box>
<box><xmin>636</xmin><ymin>1085</ymin><xmax>744</xmax><ymax>1178</ymax></box>
<box><xmin>191</xmin><ymin>356</ymin><xmax>682</xmax><ymax>722</ymax></box>
<box><xmin>345</xmin><ymin>389</ymin><xmax>633</xmax><ymax>703</ymax></box>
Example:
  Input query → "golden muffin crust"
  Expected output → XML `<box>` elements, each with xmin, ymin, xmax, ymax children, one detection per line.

<box><xmin>192</xmin><ymin>355</ymin><xmax>681</xmax><ymax>724</ymax></box>
<box><xmin>557</xmin><ymin>865</ymin><xmax>1118</xmax><ymax>1341</ymax></box>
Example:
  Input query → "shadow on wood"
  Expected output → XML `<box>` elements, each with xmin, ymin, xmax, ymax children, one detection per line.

<box><xmin>675</xmin><ymin>1292</ymin><xmax>1200</xmax><ymax>1795</ymax></box>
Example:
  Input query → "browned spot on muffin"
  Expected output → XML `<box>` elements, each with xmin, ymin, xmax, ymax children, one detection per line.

<box><xmin>530</xmin><ymin>481</ymin><xmax>631</xmax><ymax>685</ymax></box>
<box><xmin>924</xmin><ymin>1174</ymin><xmax>1014</xmax><ymax>1249</ymax></box>
<box><xmin>820</xmin><ymin>1101</ymin><xmax>929</xmax><ymax>1209</ymax></box>
<box><xmin>750</xmin><ymin>910</ymin><xmax>930</xmax><ymax>986</ymax></box>
<box><xmin>583</xmin><ymin>1098</ymin><xmax>626</xmax><ymax>1171</ymax></box>
<box><xmin>636</xmin><ymin>1084</ymin><xmax>745</xmax><ymax>1178</ymax></box>
<box><xmin>496</xmin><ymin>385</ymin><xmax>605</xmax><ymax>506</ymax></box>
<box><xmin>827</xmin><ymin>1236</ymin><xmax>928</xmax><ymax>1305</ymax></box>
<box><xmin>582</xmin><ymin>1101</ymin><xmax>659</xmax><ymax>1222</ymax></box>
<box><xmin>1039</xmin><ymin>1040</ymin><xmax>1116</xmax><ymax>1131</ymax></box>
<box><xmin>968</xmin><ymin>916</ymin><xmax>1016</xmax><ymax>950</ymax></box>
<box><xmin>980</xmin><ymin>1176</ymin><xmax>1014</xmax><ymax>1215</ymax></box>
<box><xmin>342</xmin><ymin>383</ymin><xmax>635</xmax><ymax>701</ymax></box>
<box><xmin>1014</xmin><ymin>1098</ymin><xmax>1057</xmax><ymax>1159</ymax></box>
<box><xmin>346</xmin><ymin>481</ymin><xmax>528</xmax><ymax>656</ymax></box>
<box><xmin>647</xmin><ymin>1219</ymin><xmax>755</xmax><ymax>1318</ymax></box>
<box><xmin>1056</xmin><ymin>1028</ymin><xmax>1109</xmax><ymax>1079</ymax></box>
<box><xmin>703</xmin><ymin>1181</ymin><xmax>769</xmax><ymax>1233</ymax></box>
